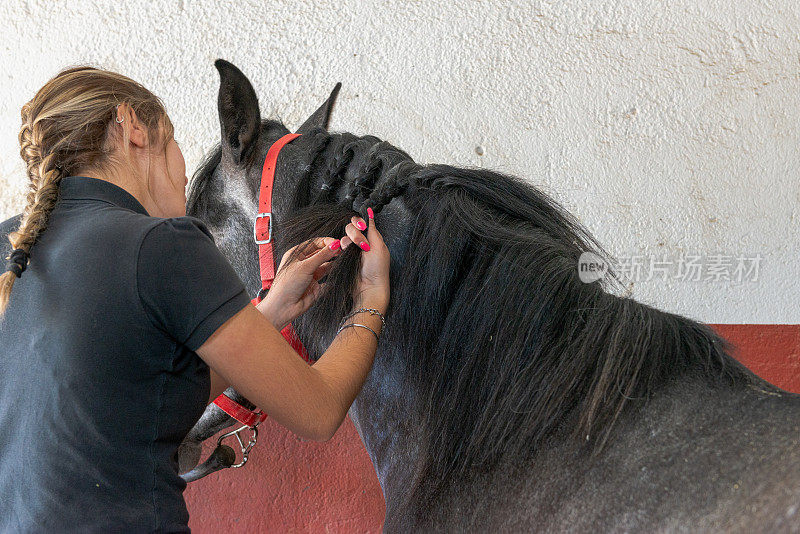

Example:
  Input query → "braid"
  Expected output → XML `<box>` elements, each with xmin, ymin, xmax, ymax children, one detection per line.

<box><xmin>13</xmin><ymin>114</ymin><xmax>66</xmax><ymax>251</ymax></box>
<box><xmin>325</xmin><ymin>139</ymin><xmax>356</xmax><ymax>192</ymax></box>
<box><xmin>364</xmin><ymin>160</ymin><xmax>417</xmax><ymax>214</ymax></box>
<box><xmin>349</xmin><ymin>141</ymin><xmax>389</xmax><ymax>211</ymax></box>
<box><xmin>304</xmin><ymin>128</ymin><xmax>337</xmax><ymax>205</ymax></box>
<box><xmin>0</xmin><ymin>110</ymin><xmax>65</xmax><ymax>313</ymax></box>
<box><xmin>303</xmin><ymin>127</ymin><xmax>333</xmax><ymax>169</ymax></box>
<box><xmin>308</xmin><ymin>131</ymin><xmax>421</xmax><ymax>218</ymax></box>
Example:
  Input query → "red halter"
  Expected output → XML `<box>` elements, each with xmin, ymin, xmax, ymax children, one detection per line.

<box><xmin>213</xmin><ymin>133</ymin><xmax>313</xmax><ymax>426</ymax></box>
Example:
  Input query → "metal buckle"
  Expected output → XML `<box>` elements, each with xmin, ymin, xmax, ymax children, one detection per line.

<box><xmin>253</xmin><ymin>212</ymin><xmax>272</xmax><ymax>245</ymax></box>
<box><xmin>217</xmin><ymin>422</ymin><xmax>260</xmax><ymax>469</ymax></box>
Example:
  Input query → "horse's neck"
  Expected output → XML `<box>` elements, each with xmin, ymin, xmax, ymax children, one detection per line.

<box><xmin>347</xmin><ymin>352</ymin><xmax>422</xmax><ymax>506</ymax></box>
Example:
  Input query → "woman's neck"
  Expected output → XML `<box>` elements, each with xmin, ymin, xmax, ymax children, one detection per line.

<box><xmin>73</xmin><ymin>166</ymin><xmax>159</xmax><ymax>217</ymax></box>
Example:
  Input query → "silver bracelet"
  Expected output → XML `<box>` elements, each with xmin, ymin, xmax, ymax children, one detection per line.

<box><xmin>340</xmin><ymin>307</ymin><xmax>386</xmax><ymax>329</ymax></box>
<box><xmin>336</xmin><ymin>322</ymin><xmax>380</xmax><ymax>342</ymax></box>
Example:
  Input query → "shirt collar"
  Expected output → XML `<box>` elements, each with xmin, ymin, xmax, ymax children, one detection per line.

<box><xmin>59</xmin><ymin>175</ymin><xmax>150</xmax><ymax>216</ymax></box>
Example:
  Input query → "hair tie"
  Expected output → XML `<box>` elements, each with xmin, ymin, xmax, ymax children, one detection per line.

<box><xmin>6</xmin><ymin>248</ymin><xmax>30</xmax><ymax>278</ymax></box>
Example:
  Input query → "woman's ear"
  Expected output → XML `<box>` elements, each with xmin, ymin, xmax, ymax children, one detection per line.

<box><xmin>116</xmin><ymin>103</ymin><xmax>149</xmax><ymax>148</ymax></box>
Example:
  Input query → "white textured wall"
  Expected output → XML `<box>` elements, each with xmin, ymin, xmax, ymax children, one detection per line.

<box><xmin>1</xmin><ymin>0</ymin><xmax>797</xmax><ymax>323</ymax></box>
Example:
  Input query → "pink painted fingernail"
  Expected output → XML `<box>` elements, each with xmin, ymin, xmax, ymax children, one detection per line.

<box><xmin>367</xmin><ymin>207</ymin><xmax>374</xmax><ymax>219</ymax></box>
<box><xmin>329</xmin><ymin>239</ymin><xmax>341</xmax><ymax>250</ymax></box>
<box><xmin>359</xmin><ymin>241</ymin><xmax>370</xmax><ymax>251</ymax></box>
<box><xmin>356</xmin><ymin>220</ymin><xmax>367</xmax><ymax>231</ymax></box>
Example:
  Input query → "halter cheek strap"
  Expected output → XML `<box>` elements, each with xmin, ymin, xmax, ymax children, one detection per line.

<box><xmin>253</xmin><ymin>132</ymin><xmax>301</xmax><ymax>296</ymax></box>
<box><xmin>212</xmin><ymin>133</ymin><xmax>313</xmax><ymax>427</ymax></box>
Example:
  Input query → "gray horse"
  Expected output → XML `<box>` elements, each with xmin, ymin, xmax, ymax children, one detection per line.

<box><xmin>178</xmin><ymin>60</ymin><xmax>800</xmax><ymax>532</ymax></box>
<box><xmin>4</xmin><ymin>58</ymin><xmax>799</xmax><ymax>532</ymax></box>
<box><xmin>179</xmin><ymin>59</ymin><xmax>800</xmax><ymax>532</ymax></box>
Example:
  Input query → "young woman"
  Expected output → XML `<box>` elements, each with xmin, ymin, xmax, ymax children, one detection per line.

<box><xmin>0</xmin><ymin>66</ymin><xmax>391</xmax><ymax>532</ymax></box>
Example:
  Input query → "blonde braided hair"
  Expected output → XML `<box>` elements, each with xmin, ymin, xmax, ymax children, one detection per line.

<box><xmin>0</xmin><ymin>65</ymin><xmax>174</xmax><ymax>316</ymax></box>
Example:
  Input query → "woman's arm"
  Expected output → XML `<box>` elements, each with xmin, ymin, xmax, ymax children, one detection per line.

<box><xmin>196</xmin><ymin>291</ymin><xmax>387</xmax><ymax>441</ymax></box>
<box><xmin>208</xmin><ymin>368</ymin><xmax>229</xmax><ymax>405</ymax></box>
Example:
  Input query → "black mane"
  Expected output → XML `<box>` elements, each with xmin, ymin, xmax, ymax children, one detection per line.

<box><xmin>186</xmin><ymin>142</ymin><xmax>222</xmax><ymax>218</ymax></box>
<box><xmin>190</xmin><ymin>126</ymin><xmax>773</xmax><ymax>508</ymax></box>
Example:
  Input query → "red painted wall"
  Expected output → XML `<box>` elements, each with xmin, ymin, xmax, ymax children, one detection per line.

<box><xmin>184</xmin><ymin>324</ymin><xmax>800</xmax><ymax>532</ymax></box>
<box><xmin>715</xmin><ymin>325</ymin><xmax>800</xmax><ymax>392</ymax></box>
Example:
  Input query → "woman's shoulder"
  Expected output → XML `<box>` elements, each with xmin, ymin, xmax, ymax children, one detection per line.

<box><xmin>144</xmin><ymin>215</ymin><xmax>214</xmax><ymax>237</ymax></box>
<box><xmin>136</xmin><ymin>215</ymin><xmax>233</xmax><ymax>281</ymax></box>
<box><xmin>138</xmin><ymin>215</ymin><xmax>218</xmax><ymax>253</ymax></box>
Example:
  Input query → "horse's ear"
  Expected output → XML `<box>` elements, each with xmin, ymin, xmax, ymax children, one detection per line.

<box><xmin>296</xmin><ymin>82</ymin><xmax>342</xmax><ymax>134</ymax></box>
<box><xmin>214</xmin><ymin>59</ymin><xmax>261</xmax><ymax>165</ymax></box>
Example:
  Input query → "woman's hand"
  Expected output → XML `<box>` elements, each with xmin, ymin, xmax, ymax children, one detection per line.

<box><xmin>340</xmin><ymin>208</ymin><xmax>391</xmax><ymax>312</ymax></box>
<box><xmin>258</xmin><ymin>207</ymin><xmax>391</xmax><ymax>330</ymax></box>
<box><xmin>257</xmin><ymin>237</ymin><xmax>342</xmax><ymax>330</ymax></box>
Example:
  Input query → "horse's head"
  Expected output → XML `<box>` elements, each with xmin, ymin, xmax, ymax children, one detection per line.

<box><xmin>188</xmin><ymin>59</ymin><xmax>335</xmax><ymax>296</ymax></box>
<box><xmin>187</xmin><ymin>59</ymin><xmax>414</xmax><ymax>347</ymax></box>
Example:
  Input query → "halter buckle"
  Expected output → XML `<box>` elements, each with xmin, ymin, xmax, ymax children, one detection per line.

<box><xmin>253</xmin><ymin>212</ymin><xmax>272</xmax><ymax>245</ymax></box>
<box><xmin>217</xmin><ymin>423</ymin><xmax>260</xmax><ymax>468</ymax></box>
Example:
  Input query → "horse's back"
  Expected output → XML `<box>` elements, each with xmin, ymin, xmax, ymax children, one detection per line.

<box><xmin>544</xmin><ymin>381</ymin><xmax>800</xmax><ymax>533</ymax></box>
<box><xmin>415</xmin><ymin>379</ymin><xmax>800</xmax><ymax>533</ymax></box>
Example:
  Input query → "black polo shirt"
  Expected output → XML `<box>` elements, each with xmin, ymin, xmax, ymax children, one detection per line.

<box><xmin>0</xmin><ymin>176</ymin><xmax>251</xmax><ymax>532</ymax></box>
